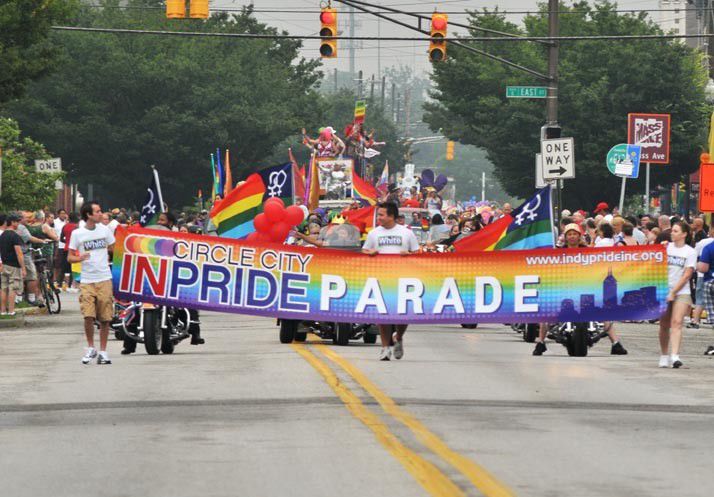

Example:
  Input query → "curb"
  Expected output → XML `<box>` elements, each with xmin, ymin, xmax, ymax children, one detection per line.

<box><xmin>0</xmin><ymin>314</ymin><xmax>26</xmax><ymax>329</ymax></box>
<box><xmin>16</xmin><ymin>306</ymin><xmax>46</xmax><ymax>316</ymax></box>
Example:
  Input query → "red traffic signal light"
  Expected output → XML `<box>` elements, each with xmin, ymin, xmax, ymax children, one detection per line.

<box><xmin>320</xmin><ymin>7</ymin><xmax>338</xmax><ymax>58</ymax></box>
<box><xmin>429</xmin><ymin>12</ymin><xmax>448</xmax><ymax>62</ymax></box>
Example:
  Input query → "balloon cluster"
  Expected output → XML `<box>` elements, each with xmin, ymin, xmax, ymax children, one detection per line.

<box><xmin>247</xmin><ymin>198</ymin><xmax>307</xmax><ymax>243</ymax></box>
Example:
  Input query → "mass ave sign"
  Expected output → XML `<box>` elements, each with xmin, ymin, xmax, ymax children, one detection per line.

<box><xmin>540</xmin><ymin>138</ymin><xmax>575</xmax><ymax>180</ymax></box>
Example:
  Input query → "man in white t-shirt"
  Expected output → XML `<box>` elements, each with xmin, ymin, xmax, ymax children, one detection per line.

<box><xmin>68</xmin><ymin>202</ymin><xmax>116</xmax><ymax>365</ymax></box>
<box><xmin>363</xmin><ymin>202</ymin><xmax>419</xmax><ymax>360</ymax></box>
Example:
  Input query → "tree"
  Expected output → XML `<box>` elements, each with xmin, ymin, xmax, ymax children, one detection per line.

<box><xmin>7</xmin><ymin>1</ymin><xmax>324</xmax><ymax>207</ymax></box>
<box><xmin>425</xmin><ymin>2</ymin><xmax>710</xmax><ymax>210</ymax></box>
<box><xmin>0</xmin><ymin>0</ymin><xmax>78</xmax><ymax>104</ymax></box>
<box><xmin>0</xmin><ymin>118</ymin><xmax>62</xmax><ymax>211</ymax></box>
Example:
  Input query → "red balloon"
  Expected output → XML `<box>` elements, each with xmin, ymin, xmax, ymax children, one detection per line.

<box><xmin>285</xmin><ymin>205</ymin><xmax>305</xmax><ymax>226</ymax></box>
<box><xmin>264</xmin><ymin>197</ymin><xmax>284</xmax><ymax>208</ymax></box>
<box><xmin>269</xmin><ymin>222</ymin><xmax>291</xmax><ymax>242</ymax></box>
<box><xmin>255</xmin><ymin>232</ymin><xmax>271</xmax><ymax>243</ymax></box>
<box><xmin>264</xmin><ymin>201</ymin><xmax>285</xmax><ymax>223</ymax></box>
<box><xmin>253</xmin><ymin>213</ymin><xmax>270</xmax><ymax>233</ymax></box>
<box><xmin>246</xmin><ymin>232</ymin><xmax>259</xmax><ymax>241</ymax></box>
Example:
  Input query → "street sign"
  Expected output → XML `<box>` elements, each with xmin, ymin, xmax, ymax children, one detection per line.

<box><xmin>535</xmin><ymin>154</ymin><xmax>547</xmax><ymax>188</ymax></box>
<box><xmin>627</xmin><ymin>113</ymin><xmax>670</xmax><ymax>164</ymax></box>
<box><xmin>35</xmin><ymin>158</ymin><xmax>62</xmax><ymax>173</ymax></box>
<box><xmin>606</xmin><ymin>144</ymin><xmax>641</xmax><ymax>178</ymax></box>
<box><xmin>541</xmin><ymin>137</ymin><xmax>575</xmax><ymax>180</ymax></box>
<box><xmin>506</xmin><ymin>86</ymin><xmax>548</xmax><ymax>98</ymax></box>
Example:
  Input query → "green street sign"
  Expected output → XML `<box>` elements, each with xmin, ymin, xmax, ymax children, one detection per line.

<box><xmin>506</xmin><ymin>86</ymin><xmax>548</xmax><ymax>98</ymax></box>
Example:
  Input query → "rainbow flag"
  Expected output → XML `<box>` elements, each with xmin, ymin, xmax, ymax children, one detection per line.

<box><xmin>210</xmin><ymin>163</ymin><xmax>295</xmax><ymax>239</ymax></box>
<box><xmin>454</xmin><ymin>186</ymin><xmax>554</xmax><ymax>252</ymax></box>
<box><xmin>210</xmin><ymin>173</ymin><xmax>265</xmax><ymax>239</ymax></box>
<box><xmin>351</xmin><ymin>168</ymin><xmax>378</xmax><ymax>206</ymax></box>
<box><xmin>307</xmin><ymin>153</ymin><xmax>320</xmax><ymax>211</ymax></box>
<box><xmin>354</xmin><ymin>99</ymin><xmax>366</xmax><ymax>124</ymax></box>
<box><xmin>224</xmin><ymin>149</ymin><xmax>233</xmax><ymax>195</ymax></box>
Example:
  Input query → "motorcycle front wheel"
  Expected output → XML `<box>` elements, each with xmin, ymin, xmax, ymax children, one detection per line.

<box><xmin>143</xmin><ymin>309</ymin><xmax>162</xmax><ymax>355</ymax></box>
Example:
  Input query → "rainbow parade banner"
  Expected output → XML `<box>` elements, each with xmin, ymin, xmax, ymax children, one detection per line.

<box><xmin>112</xmin><ymin>227</ymin><xmax>668</xmax><ymax>325</ymax></box>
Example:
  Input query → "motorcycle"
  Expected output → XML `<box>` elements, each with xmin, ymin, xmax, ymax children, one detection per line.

<box><xmin>514</xmin><ymin>321</ymin><xmax>608</xmax><ymax>356</ymax></box>
<box><xmin>113</xmin><ymin>301</ymin><xmax>202</xmax><ymax>355</ymax></box>
<box><xmin>278</xmin><ymin>319</ymin><xmax>379</xmax><ymax>346</ymax></box>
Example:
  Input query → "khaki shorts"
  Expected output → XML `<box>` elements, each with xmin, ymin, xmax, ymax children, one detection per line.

<box><xmin>79</xmin><ymin>280</ymin><xmax>114</xmax><ymax>322</ymax></box>
<box><xmin>675</xmin><ymin>294</ymin><xmax>693</xmax><ymax>306</ymax></box>
<box><xmin>1</xmin><ymin>266</ymin><xmax>23</xmax><ymax>294</ymax></box>
<box><xmin>23</xmin><ymin>257</ymin><xmax>37</xmax><ymax>282</ymax></box>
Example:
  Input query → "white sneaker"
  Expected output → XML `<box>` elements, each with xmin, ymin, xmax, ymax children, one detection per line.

<box><xmin>97</xmin><ymin>352</ymin><xmax>112</xmax><ymax>365</ymax></box>
<box><xmin>658</xmin><ymin>355</ymin><xmax>670</xmax><ymax>368</ymax></box>
<box><xmin>379</xmin><ymin>347</ymin><xmax>392</xmax><ymax>361</ymax></box>
<box><xmin>392</xmin><ymin>332</ymin><xmax>404</xmax><ymax>360</ymax></box>
<box><xmin>82</xmin><ymin>347</ymin><xmax>97</xmax><ymax>364</ymax></box>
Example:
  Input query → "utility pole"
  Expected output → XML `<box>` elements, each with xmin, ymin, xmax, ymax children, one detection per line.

<box><xmin>370</xmin><ymin>74</ymin><xmax>375</xmax><ymax>101</ymax></box>
<box><xmin>381</xmin><ymin>75</ymin><xmax>386</xmax><ymax>108</ymax></box>
<box><xmin>377</xmin><ymin>11</ymin><xmax>381</xmax><ymax>79</ymax></box>
<box><xmin>349</xmin><ymin>5</ymin><xmax>355</xmax><ymax>76</ymax></box>
<box><xmin>391</xmin><ymin>82</ymin><xmax>396</xmax><ymax>122</ymax></box>
<box><xmin>404</xmin><ymin>89</ymin><xmax>411</xmax><ymax>138</ymax></box>
<box><xmin>334</xmin><ymin>67</ymin><xmax>338</xmax><ymax>93</ymax></box>
<box><xmin>357</xmin><ymin>70</ymin><xmax>363</xmax><ymax>98</ymax></box>
<box><xmin>546</xmin><ymin>0</ymin><xmax>561</xmax><ymax>223</ymax></box>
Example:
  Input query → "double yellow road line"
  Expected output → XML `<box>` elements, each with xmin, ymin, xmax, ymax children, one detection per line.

<box><xmin>291</xmin><ymin>340</ymin><xmax>515</xmax><ymax>497</ymax></box>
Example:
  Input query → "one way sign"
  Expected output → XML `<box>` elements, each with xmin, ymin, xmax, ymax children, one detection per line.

<box><xmin>541</xmin><ymin>137</ymin><xmax>575</xmax><ymax>180</ymax></box>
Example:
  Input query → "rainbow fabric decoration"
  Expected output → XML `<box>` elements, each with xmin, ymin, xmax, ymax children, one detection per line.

<box><xmin>351</xmin><ymin>169</ymin><xmax>378</xmax><ymax>206</ymax></box>
<box><xmin>112</xmin><ymin>227</ymin><xmax>668</xmax><ymax>325</ymax></box>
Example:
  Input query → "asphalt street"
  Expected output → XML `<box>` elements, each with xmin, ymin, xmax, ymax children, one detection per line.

<box><xmin>1</xmin><ymin>295</ymin><xmax>714</xmax><ymax>497</ymax></box>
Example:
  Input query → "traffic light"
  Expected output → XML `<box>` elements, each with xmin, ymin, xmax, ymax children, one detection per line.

<box><xmin>166</xmin><ymin>0</ymin><xmax>185</xmax><ymax>19</ymax></box>
<box><xmin>189</xmin><ymin>0</ymin><xmax>209</xmax><ymax>19</ymax></box>
<box><xmin>446</xmin><ymin>140</ymin><xmax>455</xmax><ymax>160</ymax></box>
<box><xmin>320</xmin><ymin>7</ymin><xmax>338</xmax><ymax>58</ymax></box>
<box><xmin>429</xmin><ymin>12</ymin><xmax>448</xmax><ymax>62</ymax></box>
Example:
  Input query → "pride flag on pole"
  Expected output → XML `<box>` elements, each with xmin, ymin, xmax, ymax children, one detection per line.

<box><xmin>354</xmin><ymin>100</ymin><xmax>366</xmax><ymax>124</ymax></box>
<box><xmin>454</xmin><ymin>186</ymin><xmax>554</xmax><ymax>252</ymax></box>
<box><xmin>351</xmin><ymin>168</ymin><xmax>378</xmax><ymax>206</ymax></box>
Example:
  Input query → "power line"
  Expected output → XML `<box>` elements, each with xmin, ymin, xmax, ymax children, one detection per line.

<box><xmin>50</xmin><ymin>25</ymin><xmax>714</xmax><ymax>42</ymax></box>
<box><xmin>81</xmin><ymin>4</ymin><xmax>708</xmax><ymax>16</ymax></box>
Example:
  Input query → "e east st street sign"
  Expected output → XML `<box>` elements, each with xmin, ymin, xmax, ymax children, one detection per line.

<box><xmin>506</xmin><ymin>86</ymin><xmax>548</xmax><ymax>99</ymax></box>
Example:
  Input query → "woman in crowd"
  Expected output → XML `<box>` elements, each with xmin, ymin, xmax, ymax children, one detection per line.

<box><xmin>659</xmin><ymin>221</ymin><xmax>696</xmax><ymax>368</ymax></box>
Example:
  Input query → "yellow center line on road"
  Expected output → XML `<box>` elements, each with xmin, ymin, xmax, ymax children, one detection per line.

<box><xmin>314</xmin><ymin>343</ymin><xmax>516</xmax><ymax>497</ymax></box>
<box><xmin>290</xmin><ymin>343</ymin><xmax>467</xmax><ymax>497</ymax></box>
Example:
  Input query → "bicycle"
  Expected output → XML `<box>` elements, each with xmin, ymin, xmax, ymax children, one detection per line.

<box><xmin>31</xmin><ymin>244</ymin><xmax>61</xmax><ymax>315</ymax></box>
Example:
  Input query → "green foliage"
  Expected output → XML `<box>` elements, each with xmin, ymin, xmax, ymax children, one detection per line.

<box><xmin>0</xmin><ymin>118</ymin><xmax>62</xmax><ymax>211</ymax></box>
<box><xmin>0</xmin><ymin>0</ymin><xmax>78</xmax><ymax>104</ymax></box>
<box><xmin>425</xmin><ymin>2</ymin><xmax>710</xmax><ymax>211</ymax></box>
<box><xmin>7</xmin><ymin>1</ymin><xmax>324</xmax><ymax>207</ymax></box>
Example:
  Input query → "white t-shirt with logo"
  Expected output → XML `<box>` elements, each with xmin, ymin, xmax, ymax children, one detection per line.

<box><xmin>54</xmin><ymin>218</ymin><xmax>66</xmax><ymax>249</ymax></box>
<box><xmin>68</xmin><ymin>224</ymin><xmax>115</xmax><ymax>283</ymax></box>
<box><xmin>363</xmin><ymin>224</ymin><xmax>419</xmax><ymax>254</ymax></box>
<box><xmin>667</xmin><ymin>243</ymin><xmax>696</xmax><ymax>295</ymax></box>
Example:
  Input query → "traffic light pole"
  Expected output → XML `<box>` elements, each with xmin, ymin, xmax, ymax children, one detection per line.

<box><xmin>546</xmin><ymin>0</ymin><xmax>562</xmax><ymax>226</ymax></box>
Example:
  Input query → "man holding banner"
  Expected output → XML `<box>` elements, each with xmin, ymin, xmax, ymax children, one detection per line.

<box><xmin>363</xmin><ymin>202</ymin><xmax>420</xmax><ymax>360</ymax></box>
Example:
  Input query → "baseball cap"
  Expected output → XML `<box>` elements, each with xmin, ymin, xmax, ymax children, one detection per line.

<box><xmin>563</xmin><ymin>223</ymin><xmax>582</xmax><ymax>235</ymax></box>
<box><xmin>594</xmin><ymin>202</ymin><xmax>609</xmax><ymax>213</ymax></box>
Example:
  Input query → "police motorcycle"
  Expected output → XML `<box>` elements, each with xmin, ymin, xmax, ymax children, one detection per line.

<box><xmin>114</xmin><ymin>301</ymin><xmax>202</xmax><ymax>355</ymax></box>
<box><xmin>513</xmin><ymin>321</ymin><xmax>608</xmax><ymax>356</ymax></box>
<box><xmin>278</xmin><ymin>221</ymin><xmax>379</xmax><ymax>346</ymax></box>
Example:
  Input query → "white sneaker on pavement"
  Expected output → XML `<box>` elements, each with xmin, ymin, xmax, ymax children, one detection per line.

<box><xmin>392</xmin><ymin>332</ymin><xmax>404</xmax><ymax>360</ymax></box>
<box><xmin>379</xmin><ymin>347</ymin><xmax>392</xmax><ymax>361</ymax></box>
<box><xmin>82</xmin><ymin>347</ymin><xmax>97</xmax><ymax>365</ymax></box>
<box><xmin>658</xmin><ymin>355</ymin><xmax>670</xmax><ymax>368</ymax></box>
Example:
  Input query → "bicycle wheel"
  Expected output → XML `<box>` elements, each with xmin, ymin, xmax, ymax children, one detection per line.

<box><xmin>43</xmin><ymin>271</ymin><xmax>61</xmax><ymax>314</ymax></box>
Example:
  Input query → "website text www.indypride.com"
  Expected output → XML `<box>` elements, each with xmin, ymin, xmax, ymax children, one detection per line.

<box><xmin>525</xmin><ymin>250</ymin><xmax>664</xmax><ymax>266</ymax></box>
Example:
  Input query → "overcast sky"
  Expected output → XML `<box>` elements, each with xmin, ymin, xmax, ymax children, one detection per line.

<box><xmin>214</xmin><ymin>0</ymin><xmax>662</xmax><ymax>79</ymax></box>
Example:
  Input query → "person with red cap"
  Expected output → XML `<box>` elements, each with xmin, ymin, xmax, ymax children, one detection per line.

<box><xmin>594</xmin><ymin>202</ymin><xmax>613</xmax><ymax>223</ymax></box>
